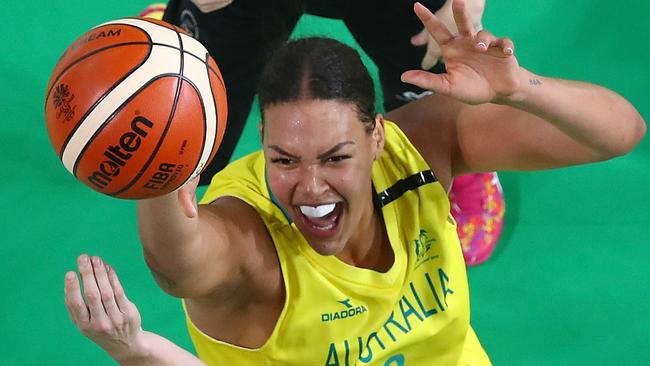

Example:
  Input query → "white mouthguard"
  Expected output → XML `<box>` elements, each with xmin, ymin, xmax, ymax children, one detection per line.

<box><xmin>299</xmin><ymin>203</ymin><xmax>336</xmax><ymax>218</ymax></box>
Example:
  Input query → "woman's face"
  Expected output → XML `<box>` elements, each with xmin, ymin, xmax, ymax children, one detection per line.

<box><xmin>262</xmin><ymin>99</ymin><xmax>384</xmax><ymax>256</ymax></box>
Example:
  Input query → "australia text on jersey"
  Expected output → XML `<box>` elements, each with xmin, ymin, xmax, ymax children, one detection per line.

<box><xmin>324</xmin><ymin>267</ymin><xmax>454</xmax><ymax>365</ymax></box>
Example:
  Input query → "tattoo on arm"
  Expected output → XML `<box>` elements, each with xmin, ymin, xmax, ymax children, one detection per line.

<box><xmin>529</xmin><ymin>78</ymin><xmax>543</xmax><ymax>86</ymax></box>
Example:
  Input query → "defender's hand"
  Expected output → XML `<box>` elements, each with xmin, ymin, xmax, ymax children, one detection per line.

<box><xmin>410</xmin><ymin>0</ymin><xmax>484</xmax><ymax>69</ymax></box>
<box><xmin>402</xmin><ymin>0</ymin><xmax>519</xmax><ymax>105</ymax></box>
<box><xmin>410</xmin><ymin>27</ymin><xmax>444</xmax><ymax>70</ymax></box>
<box><xmin>64</xmin><ymin>255</ymin><xmax>144</xmax><ymax>360</ymax></box>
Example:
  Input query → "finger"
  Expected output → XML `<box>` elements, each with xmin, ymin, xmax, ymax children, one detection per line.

<box><xmin>414</xmin><ymin>2</ymin><xmax>454</xmax><ymax>45</ymax></box>
<box><xmin>452</xmin><ymin>0</ymin><xmax>477</xmax><ymax>36</ymax></box>
<box><xmin>178</xmin><ymin>186</ymin><xmax>198</xmax><ymax>218</ymax></box>
<box><xmin>401</xmin><ymin>70</ymin><xmax>451</xmax><ymax>96</ymax></box>
<box><xmin>492</xmin><ymin>37</ymin><xmax>515</xmax><ymax>56</ymax></box>
<box><xmin>106</xmin><ymin>264</ymin><xmax>131</xmax><ymax>314</ymax></box>
<box><xmin>78</xmin><ymin>254</ymin><xmax>109</xmax><ymax>324</ymax></box>
<box><xmin>421</xmin><ymin>40</ymin><xmax>442</xmax><ymax>69</ymax></box>
<box><xmin>475</xmin><ymin>30</ymin><xmax>497</xmax><ymax>51</ymax></box>
<box><xmin>411</xmin><ymin>27</ymin><xmax>429</xmax><ymax>46</ymax></box>
<box><xmin>92</xmin><ymin>257</ymin><xmax>123</xmax><ymax>322</ymax></box>
<box><xmin>64</xmin><ymin>271</ymin><xmax>90</xmax><ymax>326</ymax></box>
<box><xmin>107</xmin><ymin>265</ymin><xmax>142</xmax><ymax>327</ymax></box>
<box><xmin>178</xmin><ymin>175</ymin><xmax>200</xmax><ymax>218</ymax></box>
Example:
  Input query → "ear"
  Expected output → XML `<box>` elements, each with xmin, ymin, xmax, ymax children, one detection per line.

<box><xmin>372</xmin><ymin>114</ymin><xmax>386</xmax><ymax>160</ymax></box>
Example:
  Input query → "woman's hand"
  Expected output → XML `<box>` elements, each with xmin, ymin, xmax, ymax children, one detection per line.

<box><xmin>64</xmin><ymin>255</ymin><xmax>145</xmax><ymax>361</ymax></box>
<box><xmin>402</xmin><ymin>0</ymin><xmax>520</xmax><ymax>105</ymax></box>
<box><xmin>64</xmin><ymin>255</ymin><xmax>209</xmax><ymax>365</ymax></box>
<box><xmin>177</xmin><ymin>175</ymin><xmax>201</xmax><ymax>218</ymax></box>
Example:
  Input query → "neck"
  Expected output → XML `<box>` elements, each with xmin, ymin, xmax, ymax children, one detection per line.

<box><xmin>337</xmin><ymin>206</ymin><xmax>393</xmax><ymax>272</ymax></box>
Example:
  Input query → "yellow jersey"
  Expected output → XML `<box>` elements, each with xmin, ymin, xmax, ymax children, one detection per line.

<box><xmin>189</xmin><ymin>121</ymin><xmax>491</xmax><ymax>365</ymax></box>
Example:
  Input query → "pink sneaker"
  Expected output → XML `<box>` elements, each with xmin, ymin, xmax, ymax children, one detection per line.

<box><xmin>139</xmin><ymin>3</ymin><xmax>166</xmax><ymax>19</ymax></box>
<box><xmin>449</xmin><ymin>172</ymin><xmax>505</xmax><ymax>266</ymax></box>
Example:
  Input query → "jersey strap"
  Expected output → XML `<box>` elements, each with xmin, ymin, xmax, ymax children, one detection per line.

<box><xmin>376</xmin><ymin>170</ymin><xmax>437</xmax><ymax>207</ymax></box>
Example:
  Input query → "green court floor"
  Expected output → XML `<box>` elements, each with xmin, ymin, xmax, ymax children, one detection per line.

<box><xmin>2</xmin><ymin>1</ymin><xmax>649</xmax><ymax>364</ymax></box>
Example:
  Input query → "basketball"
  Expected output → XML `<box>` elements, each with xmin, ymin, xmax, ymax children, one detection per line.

<box><xmin>45</xmin><ymin>17</ymin><xmax>228</xmax><ymax>199</ymax></box>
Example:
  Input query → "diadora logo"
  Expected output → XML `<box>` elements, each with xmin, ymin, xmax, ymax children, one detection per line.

<box><xmin>415</xmin><ymin>229</ymin><xmax>438</xmax><ymax>269</ymax></box>
<box><xmin>321</xmin><ymin>298</ymin><xmax>368</xmax><ymax>322</ymax></box>
<box><xmin>339</xmin><ymin>299</ymin><xmax>353</xmax><ymax>309</ymax></box>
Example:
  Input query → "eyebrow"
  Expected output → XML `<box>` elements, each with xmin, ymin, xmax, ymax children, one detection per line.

<box><xmin>268</xmin><ymin>145</ymin><xmax>299</xmax><ymax>159</ymax></box>
<box><xmin>267</xmin><ymin>141</ymin><xmax>355</xmax><ymax>160</ymax></box>
<box><xmin>317</xmin><ymin>141</ymin><xmax>355</xmax><ymax>160</ymax></box>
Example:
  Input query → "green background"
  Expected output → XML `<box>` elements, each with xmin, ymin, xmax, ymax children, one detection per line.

<box><xmin>2</xmin><ymin>1</ymin><xmax>649</xmax><ymax>364</ymax></box>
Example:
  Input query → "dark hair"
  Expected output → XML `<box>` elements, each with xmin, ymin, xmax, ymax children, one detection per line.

<box><xmin>258</xmin><ymin>37</ymin><xmax>376</xmax><ymax>130</ymax></box>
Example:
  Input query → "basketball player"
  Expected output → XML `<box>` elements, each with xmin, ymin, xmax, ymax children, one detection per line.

<box><xmin>65</xmin><ymin>1</ymin><xmax>645</xmax><ymax>364</ymax></box>
<box><xmin>155</xmin><ymin>0</ymin><xmax>503</xmax><ymax>266</ymax></box>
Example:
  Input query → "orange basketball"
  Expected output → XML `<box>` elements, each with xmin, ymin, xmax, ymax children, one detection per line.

<box><xmin>45</xmin><ymin>17</ymin><xmax>227</xmax><ymax>199</ymax></box>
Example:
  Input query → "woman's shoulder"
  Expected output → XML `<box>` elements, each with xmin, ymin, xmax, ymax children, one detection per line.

<box><xmin>386</xmin><ymin>95</ymin><xmax>461</xmax><ymax>189</ymax></box>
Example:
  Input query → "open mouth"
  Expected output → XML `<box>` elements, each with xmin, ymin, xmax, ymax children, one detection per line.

<box><xmin>296</xmin><ymin>202</ymin><xmax>343</xmax><ymax>238</ymax></box>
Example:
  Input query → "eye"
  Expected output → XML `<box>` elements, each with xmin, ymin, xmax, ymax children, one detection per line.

<box><xmin>326</xmin><ymin>155</ymin><xmax>350</xmax><ymax>163</ymax></box>
<box><xmin>271</xmin><ymin>157</ymin><xmax>295</xmax><ymax>166</ymax></box>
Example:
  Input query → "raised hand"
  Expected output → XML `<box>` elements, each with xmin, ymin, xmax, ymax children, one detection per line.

<box><xmin>64</xmin><ymin>255</ymin><xmax>209</xmax><ymax>365</ymax></box>
<box><xmin>410</xmin><ymin>0</ymin><xmax>485</xmax><ymax>69</ymax></box>
<box><xmin>64</xmin><ymin>255</ymin><xmax>144</xmax><ymax>361</ymax></box>
<box><xmin>402</xmin><ymin>0</ymin><xmax>520</xmax><ymax>105</ymax></box>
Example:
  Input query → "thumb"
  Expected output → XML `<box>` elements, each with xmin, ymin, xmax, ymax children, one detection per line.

<box><xmin>177</xmin><ymin>176</ymin><xmax>200</xmax><ymax>218</ymax></box>
<box><xmin>401</xmin><ymin>70</ymin><xmax>450</xmax><ymax>96</ymax></box>
<box><xmin>410</xmin><ymin>27</ymin><xmax>429</xmax><ymax>46</ymax></box>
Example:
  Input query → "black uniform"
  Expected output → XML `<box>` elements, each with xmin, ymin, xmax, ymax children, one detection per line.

<box><xmin>163</xmin><ymin>0</ymin><xmax>446</xmax><ymax>185</ymax></box>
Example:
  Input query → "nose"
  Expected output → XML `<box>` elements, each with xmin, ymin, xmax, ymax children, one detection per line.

<box><xmin>297</xmin><ymin>164</ymin><xmax>328</xmax><ymax>196</ymax></box>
